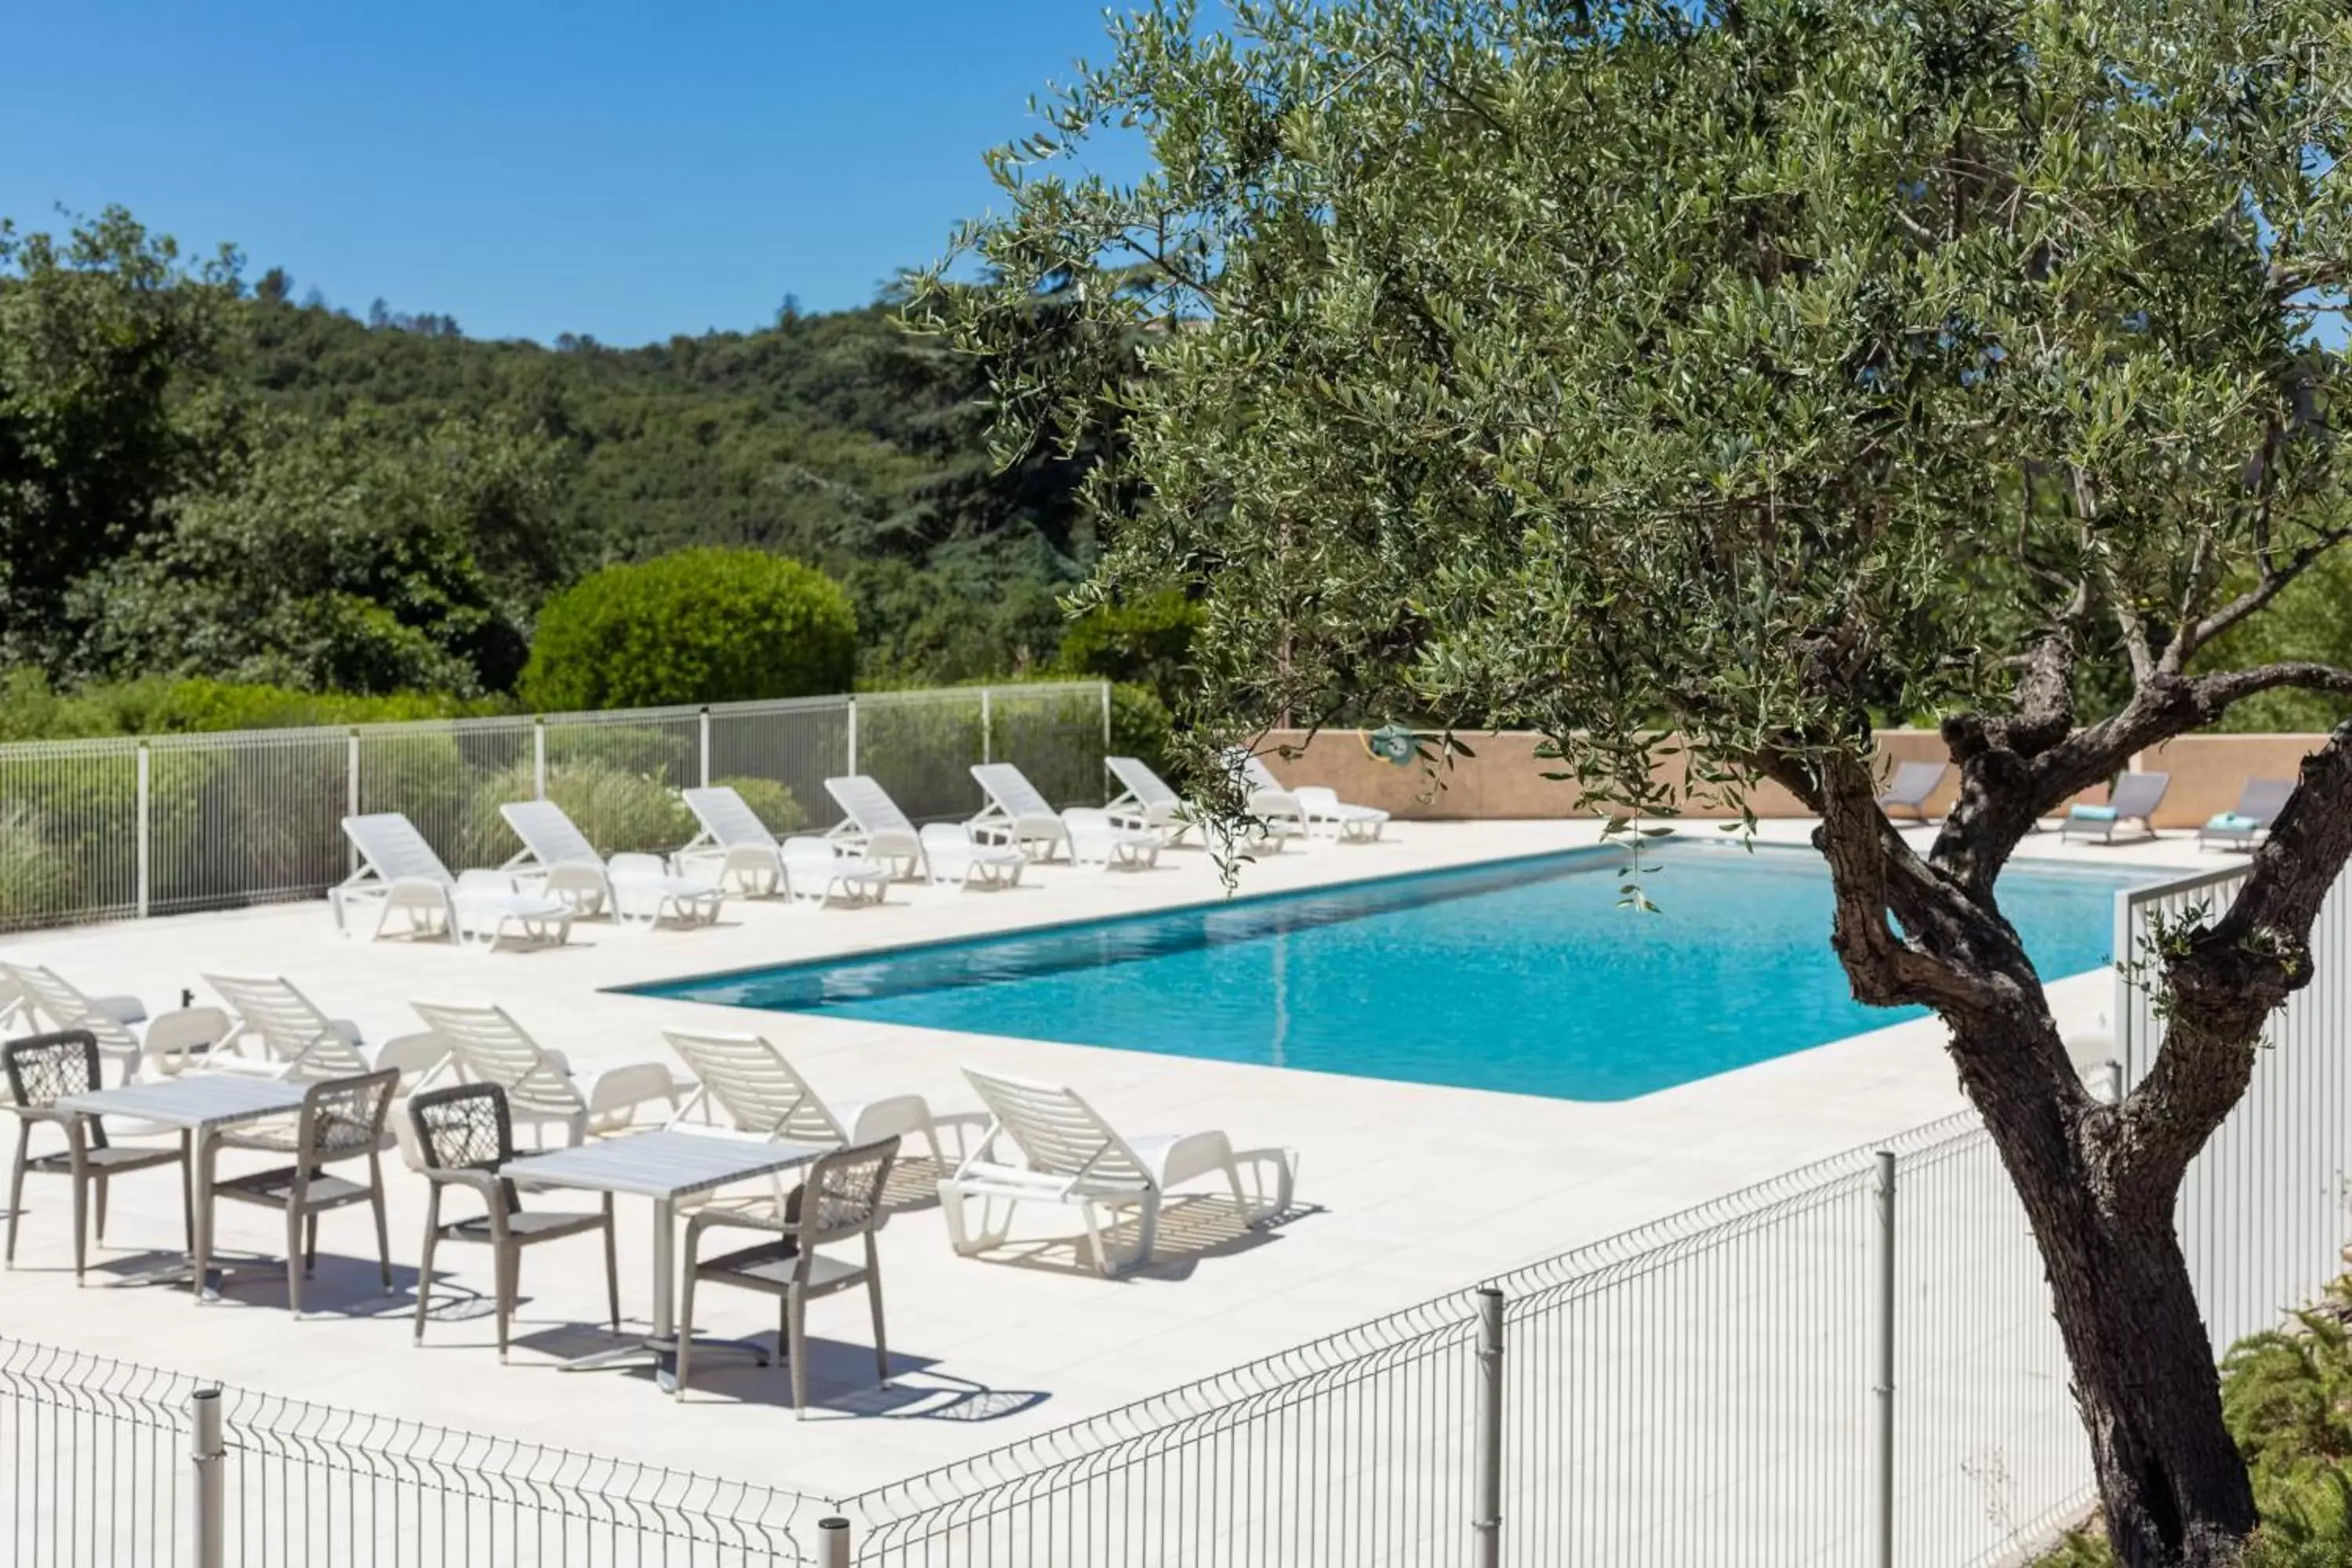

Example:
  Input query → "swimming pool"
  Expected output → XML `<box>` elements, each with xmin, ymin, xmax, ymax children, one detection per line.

<box><xmin>622</xmin><ymin>843</ymin><xmax>2161</xmax><ymax>1101</ymax></box>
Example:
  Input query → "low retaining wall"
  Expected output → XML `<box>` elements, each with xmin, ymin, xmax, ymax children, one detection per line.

<box><xmin>1257</xmin><ymin>728</ymin><xmax>2328</xmax><ymax>829</ymax></box>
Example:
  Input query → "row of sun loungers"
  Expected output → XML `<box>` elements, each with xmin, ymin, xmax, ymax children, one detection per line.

<box><xmin>332</xmin><ymin>754</ymin><xmax>1390</xmax><ymax>952</ymax></box>
<box><xmin>1875</xmin><ymin>760</ymin><xmax>2295</xmax><ymax>851</ymax></box>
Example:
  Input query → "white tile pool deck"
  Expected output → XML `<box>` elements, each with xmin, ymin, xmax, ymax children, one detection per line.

<box><xmin>0</xmin><ymin>818</ymin><xmax>2208</xmax><ymax>1501</ymax></box>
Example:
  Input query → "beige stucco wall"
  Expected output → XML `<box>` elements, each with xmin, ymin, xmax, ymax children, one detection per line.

<box><xmin>1256</xmin><ymin>728</ymin><xmax>2325</xmax><ymax>827</ymax></box>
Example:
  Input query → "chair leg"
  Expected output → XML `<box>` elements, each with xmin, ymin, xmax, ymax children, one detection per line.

<box><xmin>495</xmin><ymin>1246</ymin><xmax>516</xmax><ymax>1363</ymax></box>
<box><xmin>93</xmin><ymin>1171</ymin><xmax>108</xmax><ymax>1244</ymax></box>
<box><xmin>868</xmin><ymin>1257</ymin><xmax>890</xmax><ymax>1388</ymax></box>
<box><xmin>786</xmin><ymin>1285</ymin><xmax>810</xmax><ymax>1421</ymax></box>
<box><xmin>285</xmin><ymin>1203</ymin><xmax>307</xmax><ymax>1317</ymax></box>
<box><xmin>304</xmin><ymin>1211</ymin><xmax>320</xmax><ymax>1276</ymax></box>
<box><xmin>413</xmin><ymin>1192</ymin><xmax>441</xmax><ymax>1345</ymax></box>
<box><xmin>369</xmin><ymin>1156</ymin><xmax>391</xmax><ymax>1294</ymax></box>
<box><xmin>5</xmin><ymin>1124</ymin><xmax>31</xmax><ymax>1267</ymax></box>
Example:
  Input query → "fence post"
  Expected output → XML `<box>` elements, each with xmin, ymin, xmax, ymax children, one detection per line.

<box><xmin>980</xmin><ymin>687</ymin><xmax>993</xmax><ymax>765</ymax></box>
<box><xmin>845</xmin><ymin>697</ymin><xmax>858</xmax><ymax>776</ymax></box>
<box><xmin>1869</xmin><ymin>1149</ymin><xmax>1896</xmax><ymax>1568</ymax></box>
<box><xmin>347</xmin><ymin>731</ymin><xmax>361</xmax><ymax>877</ymax></box>
<box><xmin>818</xmin><ymin>1515</ymin><xmax>851</xmax><ymax>1568</ymax></box>
<box><xmin>699</xmin><ymin>707</ymin><xmax>712</xmax><ymax>788</ymax></box>
<box><xmin>1473</xmin><ymin>1285</ymin><xmax>1504</xmax><ymax>1568</ymax></box>
<box><xmin>190</xmin><ymin>1386</ymin><xmax>223</xmax><ymax>1568</ymax></box>
<box><xmin>136</xmin><ymin>743</ymin><xmax>151</xmax><ymax>920</ymax></box>
<box><xmin>1101</xmin><ymin>679</ymin><xmax>1113</xmax><ymax>750</ymax></box>
<box><xmin>533</xmin><ymin>719</ymin><xmax>548</xmax><ymax>800</ymax></box>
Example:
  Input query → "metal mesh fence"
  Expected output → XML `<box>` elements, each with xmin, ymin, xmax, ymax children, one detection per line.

<box><xmin>0</xmin><ymin>1339</ymin><xmax>819</xmax><ymax>1566</ymax></box>
<box><xmin>0</xmin><ymin>684</ymin><xmax>1110</xmax><ymax>932</ymax></box>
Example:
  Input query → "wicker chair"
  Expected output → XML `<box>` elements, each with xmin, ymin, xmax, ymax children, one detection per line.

<box><xmin>676</xmin><ymin>1137</ymin><xmax>898</xmax><ymax>1413</ymax></box>
<box><xmin>4</xmin><ymin>1031</ymin><xmax>188</xmax><ymax>1282</ymax></box>
<box><xmin>199</xmin><ymin>1069</ymin><xmax>397</xmax><ymax>1316</ymax></box>
<box><xmin>408</xmin><ymin>1082</ymin><xmax>619</xmax><ymax>1359</ymax></box>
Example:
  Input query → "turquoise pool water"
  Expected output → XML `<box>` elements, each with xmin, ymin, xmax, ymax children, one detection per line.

<box><xmin>623</xmin><ymin>844</ymin><xmax>2158</xmax><ymax>1101</ymax></box>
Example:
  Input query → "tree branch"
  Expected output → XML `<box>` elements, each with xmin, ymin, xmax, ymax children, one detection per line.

<box><xmin>2174</xmin><ymin>524</ymin><xmax>2352</xmax><ymax>662</ymax></box>
<box><xmin>2113</xmin><ymin>720</ymin><xmax>2352</xmax><ymax>1202</ymax></box>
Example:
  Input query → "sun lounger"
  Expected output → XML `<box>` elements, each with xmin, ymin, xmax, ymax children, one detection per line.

<box><xmin>939</xmin><ymin>1067</ymin><xmax>1296</xmax><ymax>1276</ymax></box>
<box><xmin>201</xmin><ymin>974</ymin><xmax>445</xmax><ymax>1087</ymax></box>
<box><xmin>1233</xmin><ymin>752</ymin><xmax>1387</xmax><ymax>844</ymax></box>
<box><xmin>0</xmin><ymin>961</ymin><xmax>230</xmax><ymax>1081</ymax></box>
<box><xmin>499</xmin><ymin>800</ymin><xmax>723</xmax><ymax>927</ymax></box>
<box><xmin>917</xmin><ymin>823</ymin><xmax>1027</xmax><ymax>889</ymax></box>
<box><xmin>677</xmin><ymin>786</ymin><xmax>789</xmax><ymax>896</ymax></box>
<box><xmin>1104</xmin><ymin>756</ymin><xmax>1193</xmax><ymax>844</ymax></box>
<box><xmin>665</xmin><ymin>1029</ymin><xmax>945</xmax><ymax>1163</ymax></box>
<box><xmin>823</xmin><ymin>776</ymin><xmax>926</xmax><ymax>878</ymax></box>
<box><xmin>408</xmin><ymin>1001</ymin><xmax>677</xmax><ymax>1146</ymax></box>
<box><xmin>967</xmin><ymin>763</ymin><xmax>1071</xmax><ymax>859</ymax></box>
<box><xmin>2199</xmin><ymin>778</ymin><xmax>2296</xmax><ymax>852</ymax></box>
<box><xmin>781</xmin><ymin>837</ymin><xmax>891</xmax><ymax>906</ymax></box>
<box><xmin>336</xmin><ymin>814</ymin><xmax>573</xmax><ymax>951</ymax></box>
<box><xmin>1064</xmin><ymin>808</ymin><xmax>1163</xmax><ymax>869</ymax></box>
<box><xmin>2060</xmin><ymin>771</ymin><xmax>2170</xmax><ymax>845</ymax></box>
<box><xmin>1875</xmin><ymin>760</ymin><xmax>1948</xmax><ymax>822</ymax></box>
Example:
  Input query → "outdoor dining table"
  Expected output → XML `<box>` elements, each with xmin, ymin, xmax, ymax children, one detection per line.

<box><xmin>54</xmin><ymin>1073</ymin><xmax>310</xmax><ymax>1299</ymax></box>
<box><xmin>502</xmin><ymin>1127</ymin><xmax>830</xmax><ymax>1392</ymax></box>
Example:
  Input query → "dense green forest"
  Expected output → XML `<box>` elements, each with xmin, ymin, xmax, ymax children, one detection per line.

<box><xmin>0</xmin><ymin>205</ymin><xmax>1109</xmax><ymax>724</ymax></box>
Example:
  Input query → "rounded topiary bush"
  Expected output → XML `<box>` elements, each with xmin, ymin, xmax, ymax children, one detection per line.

<box><xmin>520</xmin><ymin>550</ymin><xmax>856</xmax><ymax>712</ymax></box>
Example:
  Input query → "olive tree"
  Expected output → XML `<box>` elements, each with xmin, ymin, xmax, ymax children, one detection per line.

<box><xmin>916</xmin><ymin>2</ymin><xmax>2352</xmax><ymax>1562</ymax></box>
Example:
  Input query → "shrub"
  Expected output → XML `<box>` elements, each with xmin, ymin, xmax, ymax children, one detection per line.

<box><xmin>0</xmin><ymin>672</ymin><xmax>509</xmax><ymax>742</ymax></box>
<box><xmin>519</xmin><ymin>549</ymin><xmax>856</xmax><ymax>713</ymax></box>
<box><xmin>0</xmin><ymin>802</ymin><xmax>73</xmax><ymax>929</ymax></box>
<box><xmin>461</xmin><ymin>759</ymin><xmax>699</xmax><ymax>864</ymax></box>
<box><xmin>1108</xmin><ymin>683</ymin><xmax>1174</xmax><ymax>775</ymax></box>
<box><xmin>1058</xmin><ymin>591</ymin><xmax>1202</xmax><ymax>711</ymax></box>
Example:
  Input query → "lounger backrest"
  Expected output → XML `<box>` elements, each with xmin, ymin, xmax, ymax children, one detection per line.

<box><xmin>2239</xmin><ymin>778</ymin><xmax>2296</xmax><ymax>826</ymax></box>
<box><xmin>408</xmin><ymin>1001</ymin><xmax>583</xmax><ymax>1120</ymax></box>
<box><xmin>1105</xmin><ymin>757</ymin><xmax>1180</xmax><ymax>808</ymax></box>
<box><xmin>1881</xmin><ymin>760</ymin><xmax>1947</xmax><ymax>804</ymax></box>
<box><xmin>0</xmin><ymin>964</ymin><xmax>135</xmax><ymax>1052</ymax></box>
<box><xmin>2107</xmin><ymin>771</ymin><xmax>2171</xmax><ymax>821</ymax></box>
<box><xmin>970</xmin><ymin>763</ymin><xmax>1054</xmax><ymax>818</ymax></box>
<box><xmin>342</xmin><ymin>814</ymin><xmax>456</xmax><ymax>887</ymax></box>
<box><xmin>1232</xmin><ymin>751</ymin><xmax>1286</xmax><ymax>794</ymax></box>
<box><xmin>205</xmin><ymin>974</ymin><xmax>370</xmax><ymax>1079</ymax></box>
<box><xmin>963</xmin><ymin>1067</ymin><xmax>1153</xmax><ymax>1189</ymax></box>
<box><xmin>825</xmin><ymin>776</ymin><xmax>916</xmax><ymax>837</ymax></box>
<box><xmin>499</xmin><ymin>800</ymin><xmax>604</xmax><ymax>869</ymax></box>
<box><xmin>663</xmin><ymin>1030</ymin><xmax>848</xmax><ymax>1144</ymax></box>
<box><xmin>680</xmin><ymin>787</ymin><xmax>778</xmax><ymax>851</ymax></box>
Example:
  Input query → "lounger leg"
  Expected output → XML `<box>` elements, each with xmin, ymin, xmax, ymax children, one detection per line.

<box><xmin>1134</xmin><ymin>1191</ymin><xmax>1162</xmax><ymax>1270</ymax></box>
<box><xmin>1078</xmin><ymin>1200</ymin><xmax>1112</xmax><ymax>1276</ymax></box>
<box><xmin>414</xmin><ymin>1192</ymin><xmax>441</xmax><ymax>1344</ymax></box>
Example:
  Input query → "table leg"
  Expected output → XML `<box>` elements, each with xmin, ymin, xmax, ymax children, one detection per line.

<box><xmin>558</xmin><ymin>1192</ymin><xmax>768</xmax><ymax>1392</ymax></box>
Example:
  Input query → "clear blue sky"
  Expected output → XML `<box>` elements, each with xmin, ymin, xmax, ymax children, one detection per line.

<box><xmin>0</xmin><ymin>1</ymin><xmax>1153</xmax><ymax>345</ymax></box>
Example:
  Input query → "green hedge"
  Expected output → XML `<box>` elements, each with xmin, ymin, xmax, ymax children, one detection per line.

<box><xmin>520</xmin><ymin>548</ymin><xmax>857</xmax><ymax>712</ymax></box>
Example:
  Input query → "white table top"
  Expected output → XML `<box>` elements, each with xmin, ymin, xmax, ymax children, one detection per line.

<box><xmin>504</xmin><ymin>1129</ymin><xmax>829</xmax><ymax>1201</ymax></box>
<box><xmin>57</xmin><ymin>1074</ymin><xmax>307</xmax><ymax>1131</ymax></box>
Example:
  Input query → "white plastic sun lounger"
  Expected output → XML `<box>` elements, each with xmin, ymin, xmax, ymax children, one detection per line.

<box><xmin>781</xmin><ymin>837</ymin><xmax>891</xmax><ymax>906</ymax></box>
<box><xmin>917</xmin><ymin>823</ymin><xmax>1027</xmax><ymax>889</ymax></box>
<box><xmin>664</xmin><ymin>1029</ymin><xmax>946</xmax><ymax>1163</ymax></box>
<box><xmin>0</xmin><ymin>962</ymin><xmax>231</xmax><ymax>1081</ymax></box>
<box><xmin>1875</xmin><ymin>760</ymin><xmax>1948</xmax><ymax>822</ymax></box>
<box><xmin>2200</xmin><ymin>778</ymin><xmax>2296</xmax><ymax>852</ymax></box>
<box><xmin>499</xmin><ymin>799</ymin><xmax>723</xmax><ymax>928</ymax></box>
<box><xmin>967</xmin><ymin>764</ymin><xmax>1071</xmax><ymax>860</ymax></box>
<box><xmin>939</xmin><ymin>1068</ymin><xmax>1297</xmax><ymax>1277</ymax></box>
<box><xmin>1064</xmin><ymin>808</ymin><xmax>1163</xmax><ymax>870</ymax></box>
<box><xmin>2060</xmin><ymin>771</ymin><xmax>2171</xmax><ymax>845</ymax></box>
<box><xmin>1104</xmin><ymin>756</ymin><xmax>1193</xmax><ymax>844</ymax></box>
<box><xmin>823</xmin><ymin>776</ymin><xmax>925</xmax><ymax>879</ymax></box>
<box><xmin>1234</xmin><ymin>752</ymin><xmax>1386</xmax><ymax>844</ymax></box>
<box><xmin>200</xmin><ymin>974</ymin><xmax>446</xmax><ymax>1087</ymax></box>
<box><xmin>408</xmin><ymin>1001</ymin><xmax>678</xmax><ymax>1146</ymax></box>
<box><xmin>677</xmin><ymin>786</ymin><xmax>789</xmax><ymax>896</ymax></box>
<box><xmin>336</xmin><ymin>814</ymin><xmax>573</xmax><ymax>951</ymax></box>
